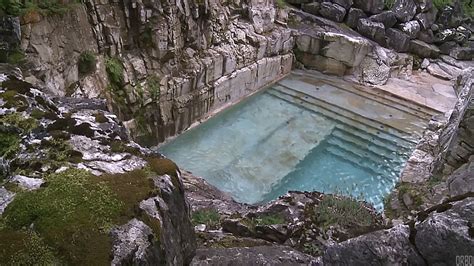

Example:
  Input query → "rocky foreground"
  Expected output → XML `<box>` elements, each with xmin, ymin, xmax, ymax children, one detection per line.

<box><xmin>0</xmin><ymin>0</ymin><xmax>473</xmax><ymax>264</ymax></box>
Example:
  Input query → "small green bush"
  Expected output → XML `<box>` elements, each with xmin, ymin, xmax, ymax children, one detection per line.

<box><xmin>105</xmin><ymin>57</ymin><xmax>124</xmax><ymax>87</ymax></box>
<box><xmin>275</xmin><ymin>0</ymin><xmax>286</xmax><ymax>9</ymax></box>
<box><xmin>192</xmin><ymin>208</ymin><xmax>221</xmax><ymax>229</ymax></box>
<box><xmin>147</xmin><ymin>75</ymin><xmax>160</xmax><ymax>101</ymax></box>
<box><xmin>384</xmin><ymin>0</ymin><xmax>396</xmax><ymax>10</ymax></box>
<box><xmin>0</xmin><ymin>0</ymin><xmax>81</xmax><ymax>16</ymax></box>
<box><xmin>312</xmin><ymin>195</ymin><xmax>374</xmax><ymax>229</ymax></box>
<box><xmin>255</xmin><ymin>214</ymin><xmax>285</xmax><ymax>225</ymax></box>
<box><xmin>78</xmin><ymin>51</ymin><xmax>97</xmax><ymax>75</ymax></box>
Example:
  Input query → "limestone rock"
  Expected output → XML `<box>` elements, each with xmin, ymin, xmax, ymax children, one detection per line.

<box><xmin>409</xmin><ymin>39</ymin><xmax>440</xmax><ymax>58</ymax></box>
<box><xmin>302</xmin><ymin>2</ymin><xmax>321</xmax><ymax>16</ymax></box>
<box><xmin>191</xmin><ymin>246</ymin><xmax>319</xmax><ymax>265</ymax></box>
<box><xmin>370</xmin><ymin>11</ymin><xmax>397</xmax><ymax>28</ymax></box>
<box><xmin>353</xmin><ymin>0</ymin><xmax>384</xmax><ymax>14</ymax></box>
<box><xmin>0</xmin><ymin>187</ymin><xmax>15</xmax><ymax>215</ymax></box>
<box><xmin>415</xmin><ymin>198</ymin><xmax>474</xmax><ymax>265</ymax></box>
<box><xmin>392</xmin><ymin>0</ymin><xmax>418</xmax><ymax>22</ymax></box>
<box><xmin>447</xmin><ymin>160</ymin><xmax>474</xmax><ymax>196</ymax></box>
<box><xmin>323</xmin><ymin>225</ymin><xmax>425</xmax><ymax>265</ymax></box>
<box><xmin>450</xmin><ymin>47</ymin><xmax>474</xmax><ymax>61</ymax></box>
<box><xmin>439</xmin><ymin>41</ymin><xmax>459</xmax><ymax>55</ymax></box>
<box><xmin>427</xmin><ymin>63</ymin><xmax>452</xmax><ymax>80</ymax></box>
<box><xmin>345</xmin><ymin>8</ymin><xmax>367</xmax><ymax>29</ymax></box>
<box><xmin>359</xmin><ymin>56</ymin><xmax>391</xmax><ymax>85</ymax></box>
<box><xmin>357</xmin><ymin>18</ymin><xmax>386</xmax><ymax>45</ymax></box>
<box><xmin>417</xmin><ymin>29</ymin><xmax>435</xmax><ymax>44</ymax></box>
<box><xmin>415</xmin><ymin>7</ymin><xmax>437</xmax><ymax>30</ymax></box>
<box><xmin>319</xmin><ymin>2</ymin><xmax>347</xmax><ymax>23</ymax></box>
<box><xmin>333</xmin><ymin>0</ymin><xmax>353</xmax><ymax>9</ymax></box>
<box><xmin>111</xmin><ymin>219</ymin><xmax>159</xmax><ymax>265</ymax></box>
<box><xmin>11</xmin><ymin>175</ymin><xmax>44</xmax><ymax>190</ymax></box>
<box><xmin>386</xmin><ymin>28</ymin><xmax>411</xmax><ymax>52</ymax></box>
<box><xmin>398</xmin><ymin>20</ymin><xmax>421</xmax><ymax>39</ymax></box>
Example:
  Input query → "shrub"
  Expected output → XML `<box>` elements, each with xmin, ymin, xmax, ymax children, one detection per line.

<box><xmin>312</xmin><ymin>195</ymin><xmax>374</xmax><ymax>229</ymax></box>
<box><xmin>254</xmin><ymin>214</ymin><xmax>285</xmax><ymax>225</ymax></box>
<box><xmin>192</xmin><ymin>208</ymin><xmax>221</xmax><ymax>229</ymax></box>
<box><xmin>384</xmin><ymin>0</ymin><xmax>396</xmax><ymax>10</ymax></box>
<box><xmin>105</xmin><ymin>57</ymin><xmax>124</xmax><ymax>87</ymax></box>
<box><xmin>275</xmin><ymin>0</ymin><xmax>286</xmax><ymax>9</ymax></box>
<box><xmin>78</xmin><ymin>51</ymin><xmax>97</xmax><ymax>75</ymax></box>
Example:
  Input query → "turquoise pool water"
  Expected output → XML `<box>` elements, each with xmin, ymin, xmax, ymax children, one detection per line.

<box><xmin>160</xmin><ymin>74</ymin><xmax>424</xmax><ymax>210</ymax></box>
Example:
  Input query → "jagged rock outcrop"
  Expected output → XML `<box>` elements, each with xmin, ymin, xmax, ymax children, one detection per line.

<box><xmin>0</xmin><ymin>66</ymin><xmax>196</xmax><ymax>264</ymax></box>
<box><xmin>324</xmin><ymin>197</ymin><xmax>474</xmax><ymax>265</ymax></box>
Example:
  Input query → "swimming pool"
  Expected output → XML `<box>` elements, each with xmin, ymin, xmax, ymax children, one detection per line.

<box><xmin>160</xmin><ymin>71</ymin><xmax>431</xmax><ymax>210</ymax></box>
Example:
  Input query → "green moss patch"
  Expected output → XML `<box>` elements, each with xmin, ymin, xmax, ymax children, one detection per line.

<box><xmin>105</xmin><ymin>57</ymin><xmax>124</xmax><ymax>88</ymax></box>
<box><xmin>0</xmin><ymin>113</ymin><xmax>38</xmax><ymax>133</ymax></box>
<box><xmin>254</xmin><ymin>214</ymin><xmax>285</xmax><ymax>226</ymax></box>
<box><xmin>2</xmin><ymin>169</ymin><xmax>122</xmax><ymax>264</ymax></box>
<box><xmin>0</xmin><ymin>131</ymin><xmax>20</xmax><ymax>158</ymax></box>
<box><xmin>78</xmin><ymin>51</ymin><xmax>97</xmax><ymax>75</ymax></box>
<box><xmin>192</xmin><ymin>208</ymin><xmax>221</xmax><ymax>229</ymax></box>
<box><xmin>0</xmin><ymin>230</ymin><xmax>56</xmax><ymax>265</ymax></box>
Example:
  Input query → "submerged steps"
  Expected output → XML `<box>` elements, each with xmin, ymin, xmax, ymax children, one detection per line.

<box><xmin>292</xmin><ymin>70</ymin><xmax>442</xmax><ymax>119</ymax></box>
<box><xmin>266</xmin><ymin>87</ymin><xmax>418</xmax><ymax>147</ymax></box>
<box><xmin>274</xmin><ymin>79</ymin><xmax>428</xmax><ymax>136</ymax></box>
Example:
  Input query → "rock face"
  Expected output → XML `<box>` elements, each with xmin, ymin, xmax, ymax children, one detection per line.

<box><xmin>0</xmin><ymin>16</ymin><xmax>21</xmax><ymax>62</ymax></box>
<box><xmin>353</xmin><ymin>0</ymin><xmax>384</xmax><ymax>14</ymax></box>
<box><xmin>18</xmin><ymin>0</ymin><xmax>294</xmax><ymax>146</ymax></box>
<box><xmin>392</xmin><ymin>0</ymin><xmax>417</xmax><ymax>22</ymax></box>
<box><xmin>319</xmin><ymin>2</ymin><xmax>347</xmax><ymax>22</ymax></box>
<box><xmin>324</xmin><ymin>197</ymin><xmax>474</xmax><ymax>265</ymax></box>
<box><xmin>0</xmin><ymin>68</ymin><xmax>196</xmax><ymax>264</ymax></box>
<box><xmin>415</xmin><ymin>198</ymin><xmax>474</xmax><ymax>265</ymax></box>
<box><xmin>323</xmin><ymin>225</ymin><xmax>425</xmax><ymax>265</ymax></box>
<box><xmin>357</xmin><ymin>19</ymin><xmax>386</xmax><ymax>45</ymax></box>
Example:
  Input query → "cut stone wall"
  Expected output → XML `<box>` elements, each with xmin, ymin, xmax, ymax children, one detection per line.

<box><xmin>17</xmin><ymin>0</ymin><xmax>294</xmax><ymax>146</ymax></box>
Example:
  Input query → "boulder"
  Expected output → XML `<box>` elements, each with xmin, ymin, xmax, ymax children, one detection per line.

<box><xmin>320</xmin><ymin>33</ymin><xmax>371</xmax><ymax>67</ymax></box>
<box><xmin>370</xmin><ymin>11</ymin><xmax>397</xmax><ymax>28</ymax></box>
<box><xmin>447</xmin><ymin>160</ymin><xmax>474</xmax><ymax>196</ymax></box>
<box><xmin>191</xmin><ymin>246</ymin><xmax>319</xmax><ymax>265</ymax></box>
<box><xmin>450</xmin><ymin>47</ymin><xmax>474</xmax><ymax>61</ymax></box>
<box><xmin>417</xmin><ymin>29</ymin><xmax>434</xmax><ymax>43</ymax></box>
<box><xmin>353</xmin><ymin>0</ymin><xmax>384</xmax><ymax>14</ymax></box>
<box><xmin>302</xmin><ymin>2</ymin><xmax>321</xmax><ymax>16</ymax></box>
<box><xmin>296</xmin><ymin>52</ymin><xmax>348</xmax><ymax>76</ymax></box>
<box><xmin>333</xmin><ymin>0</ymin><xmax>353</xmax><ymax>9</ymax></box>
<box><xmin>323</xmin><ymin>225</ymin><xmax>425</xmax><ymax>265</ymax></box>
<box><xmin>415</xmin><ymin>198</ymin><xmax>474</xmax><ymax>265</ymax></box>
<box><xmin>435</xmin><ymin>29</ymin><xmax>457</xmax><ymax>43</ymax></box>
<box><xmin>436</xmin><ymin>4</ymin><xmax>464</xmax><ymax>29</ymax></box>
<box><xmin>285</xmin><ymin>0</ymin><xmax>312</xmax><ymax>4</ymax></box>
<box><xmin>415</xmin><ymin>0</ymin><xmax>433</xmax><ymax>12</ymax></box>
<box><xmin>0</xmin><ymin>187</ymin><xmax>15</xmax><ymax>215</ymax></box>
<box><xmin>386</xmin><ymin>28</ymin><xmax>411</xmax><ymax>52</ymax></box>
<box><xmin>427</xmin><ymin>63</ymin><xmax>452</xmax><ymax>80</ymax></box>
<box><xmin>111</xmin><ymin>219</ymin><xmax>161</xmax><ymax>265</ymax></box>
<box><xmin>345</xmin><ymin>8</ymin><xmax>367</xmax><ymax>29</ymax></box>
<box><xmin>319</xmin><ymin>2</ymin><xmax>347</xmax><ymax>23</ymax></box>
<box><xmin>358</xmin><ymin>56</ymin><xmax>391</xmax><ymax>85</ymax></box>
<box><xmin>409</xmin><ymin>39</ymin><xmax>440</xmax><ymax>58</ymax></box>
<box><xmin>415</xmin><ymin>7</ymin><xmax>437</xmax><ymax>30</ymax></box>
<box><xmin>439</xmin><ymin>41</ymin><xmax>459</xmax><ymax>55</ymax></box>
<box><xmin>357</xmin><ymin>18</ymin><xmax>386</xmax><ymax>45</ymax></box>
<box><xmin>392</xmin><ymin>0</ymin><xmax>417</xmax><ymax>22</ymax></box>
<box><xmin>398</xmin><ymin>20</ymin><xmax>421</xmax><ymax>39</ymax></box>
